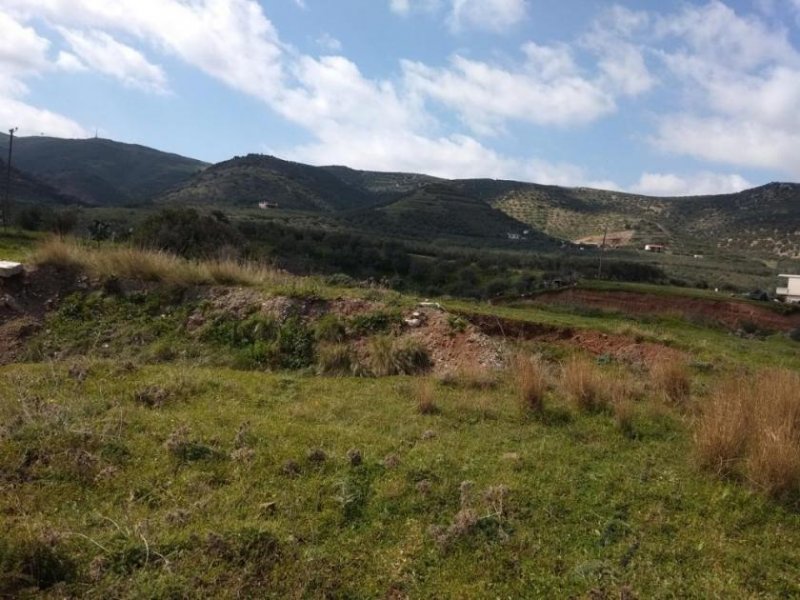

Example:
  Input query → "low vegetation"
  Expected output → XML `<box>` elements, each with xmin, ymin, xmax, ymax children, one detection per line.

<box><xmin>3</xmin><ymin>234</ymin><xmax>800</xmax><ymax>597</ymax></box>
<box><xmin>695</xmin><ymin>370</ymin><xmax>800</xmax><ymax>500</ymax></box>
<box><xmin>34</xmin><ymin>237</ymin><xmax>295</xmax><ymax>289</ymax></box>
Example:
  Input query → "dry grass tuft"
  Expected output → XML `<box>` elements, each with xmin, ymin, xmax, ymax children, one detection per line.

<box><xmin>413</xmin><ymin>378</ymin><xmax>439</xmax><ymax>415</ymax></box>
<box><xmin>561</xmin><ymin>357</ymin><xmax>607</xmax><ymax>412</ymax></box>
<box><xmin>694</xmin><ymin>377</ymin><xmax>750</xmax><ymax>476</ymax></box>
<box><xmin>651</xmin><ymin>357</ymin><xmax>692</xmax><ymax>405</ymax></box>
<box><xmin>34</xmin><ymin>237</ymin><xmax>294</xmax><ymax>288</ymax></box>
<box><xmin>512</xmin><ymin>354</ymin><xmax>548</xmax><ymax>416</ymax></box>
<box><xmin>695</xmin><ymin>369</ymin><xmax>800</xmax><ymax>498</ymax></box>
<box><xmin>437</xmin><ymin>363</ymin><xmax>498</xmax><ymax>390</ymax></box>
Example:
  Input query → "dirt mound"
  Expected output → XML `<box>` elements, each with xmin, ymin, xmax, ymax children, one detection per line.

<box><xmin>401</xmin><ymin>308</ymin><xmax>504</xmax><ymax>372</ymax></box>
<box><xmin>524</xmin><ymin>288</ymin><xmax>800</xmax><ymax>332</ymax></box>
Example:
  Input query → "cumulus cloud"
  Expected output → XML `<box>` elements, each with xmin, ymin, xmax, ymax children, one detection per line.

<box><xmin>388</xmin><ymin>0</ymin><xmax>527</xmax><ymax>31</ymax></box>
<box><xmin>582</xmin><ymin>6</ymin><xmax>655</xmax><ymax>96</ymax></box>
<box><xmin>0</xmin><ymin>10</ymin><xmax>87</xmax><ymax>137</ymax></box>
<box><xmin>58</xmin><ymin>29</ymin><xmax>169</xmax><ymax>93</ymax></box>
<box><xmin>648</xmin><ymin>1</ymin><xmax>800</xmax><ymax>176</ymax></box>
<box><xmin>448</xmin><ymin>0</ymin><xmax>528</xmax><ymax>32</ymax></box>
<box><xmin>316</xmin><ymin>33</ymin><xmax>342</xmax><ymax>52</ymax></box>
<box><xmin>630</xmin><ymin>171</ymin><xmax>752</xmax><ymax>197</ymax></box>
<box><xmin>403</xmin><ymin>43</ymin><xmax>616</xmax><ymax>134</ymax></box>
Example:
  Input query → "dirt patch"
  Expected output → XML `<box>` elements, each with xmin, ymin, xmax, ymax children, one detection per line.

<box><xmin>522</xmin><ymin>288</ymin><xmax>800</xmax><ymax>332</ymax></box>
<box><xmin>0</xmin><ymin>265</ymin><xmax>83</xmax><ymax>365</ymax></box>
<box><xmin>461</xmin><ymin>311</ymin><xmax>685</xmax><ymax>368</ymax></box>
<box><xmin>401</xmin><ymin>308</ymin><xmax>505</xmax><ymax>372</ymax></box>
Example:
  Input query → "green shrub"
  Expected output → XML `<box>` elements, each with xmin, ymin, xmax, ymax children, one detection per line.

<box><xmin>315</xmin><ymin>314</ymin><xmax>347</xmax><ymax>343</ymax></box>
<box><xmin>317</xmin><ymin>343</ymin><xmax>353</xmax><ymax>376</ymax></box>
<box><xmin>349</xmin><ymin>311</ymin><xmax>401</xmax><ymax>336</ymax></box>
<box><xmin>368</xmin><ymin>336</ymin><xmax>430</xmax><ymax>376</ymax></box>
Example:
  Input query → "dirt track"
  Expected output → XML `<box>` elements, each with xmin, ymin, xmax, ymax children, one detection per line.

<box><xmin>521</xmin><ymin>288</ymin><xmax>800</xmax><ymax>332</ymax></box>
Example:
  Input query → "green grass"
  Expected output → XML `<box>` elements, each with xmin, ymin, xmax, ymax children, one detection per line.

<box><xmin>0</xmin><ymin>228</ymin><xmax>40</xmax><ymax>262</ymax></box>
<box><xmin>3</xmin><ymin>362</ymin><xmax>800</xmax><ymax>598</ymax></box>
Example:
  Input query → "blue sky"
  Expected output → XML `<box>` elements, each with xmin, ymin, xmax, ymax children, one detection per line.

<box><xmin>1</xmin><ymin>0</ymin><xmax>800</xmax><ymax>195</ymax></box>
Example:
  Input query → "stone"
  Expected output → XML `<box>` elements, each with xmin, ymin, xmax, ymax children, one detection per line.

<box><xmin>0</xmin><ymin>261</ymin><xmax>23</xmax><ymax>278</ymax></box>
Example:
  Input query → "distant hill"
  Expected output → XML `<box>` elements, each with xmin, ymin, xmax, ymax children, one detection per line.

<box><xmin>0</xmin><ymin>133</ymin><xmax>206</xmax><ymax>206</ymax></box>
<box><xmin>4</xmin><ymin>133</ymin><xmax>799</xmax><ymax>257</ymax></box>
<box><xmin>459</xmin><ymin>180</ymin><xmax>800</xmax><ymax>257</ymax></box>
<box><xmin>0</xmin><ymin>157</ymin><xmax>77</xmax><ymax>207</ymax></box>
<box><xmin>159</xmin><ymin>154</ymin><xmax>382</xmax><ymax>212</ymax></box>
<box><xmin>344</xmin><ymin>183</ymin><xmax>551</xmax><ymax>244</ymax></box>
<box><xmin>321</xmin><ymin>165</ymin><xmax>443</xmax><ymax>197</ymax></box>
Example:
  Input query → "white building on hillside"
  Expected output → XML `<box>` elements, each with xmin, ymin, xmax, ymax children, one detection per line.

<box><xmin>777</xmin><ymin>274</ymin><xmax>800</xmax><ymax>303</ymax></box>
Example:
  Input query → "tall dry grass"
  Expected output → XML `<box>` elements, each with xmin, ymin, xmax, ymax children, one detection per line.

<box><xmin>561</xmin><ymin>357</ymin><xmax>607</xmax><ymax>412</ymax></box>
<box><xmin>34</xmin><ymin>237</ymin><xmax>295</xmax><ymax>288</ymax></box>
<box><xmin>512</xmin><ymin>354</ymin><xmax>548</xmax><ymax>415</ymax></box>
<box><xmin>650</xmin><ymin>357</ymin><xmax>692</xmax><ymax>405</ymax></box>
<box><xmin>695</xmin><ymin>369</ymin><xmax>800</xmax><ymax>498</ymax></box>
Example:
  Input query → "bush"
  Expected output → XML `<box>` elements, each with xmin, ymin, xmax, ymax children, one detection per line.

<box><xmin>367</xmin><ymin>336</ymin><xmax>431</xmax><ymax>376</ymax></box>
<box><xmin>316</xmin><ymin>343</ymin><xmax>353</xmax><ymax>376</ymax></box>
<box><xmin>315</xmin><ymin>314</ymin><xmax>347</xmax><ymax>343</ymax></box>
<box><xmin>134</xmin><ymin>208</ymin><xmax>245</xmax><ymax>259</ymax></box>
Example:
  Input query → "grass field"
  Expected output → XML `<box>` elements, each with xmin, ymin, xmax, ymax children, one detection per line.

<box><xmin>3</xmin><ymin>362</ymin><xmax>800</xmax><ymax>598</ymax></box>
<box><xmin>3</xmin><ymin>238</ymin><xmax>800</xmax><ymax>598</ymax></box>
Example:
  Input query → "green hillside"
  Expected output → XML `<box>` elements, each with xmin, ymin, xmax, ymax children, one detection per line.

<box><xmin>346</xmin><ymin>183</ymin><xmax>551</xmax><ymax>244</ymax></box>
<box><xmin>0</xmin><ymin>133</ymin><xmax>206</xmax><ymax>206</ymax></box>
<box><xmin>460</xmin><ymin>179</ymin><xmax>800</xmax><ymax>257</ymax></box>
<box><xmin>159</xmin><ymin>154</ymin><xmax>380</xmax><ymax>212</ymax></box>
<box><xmin>0</xmin><ymin>158</ymin><xmax>76</xmax><ymax>207</ymax></box>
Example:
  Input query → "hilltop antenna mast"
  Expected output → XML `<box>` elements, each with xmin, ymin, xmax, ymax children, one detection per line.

<box><xmin>3</xmin><ymin>127</ymin><xmax>17</xmax><ymax>230</ymax></box>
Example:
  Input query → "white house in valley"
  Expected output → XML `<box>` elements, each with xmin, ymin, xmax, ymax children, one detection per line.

<box><xmin>776</xmin><ymin>274</ymin><xmax>800</xmax><ymax>303</ymax></box>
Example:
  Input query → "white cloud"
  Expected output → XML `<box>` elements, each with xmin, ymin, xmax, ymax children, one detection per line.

<box><xmin>647</xmin><ymin>1</ymin><xmax>800</xmax><ymax>177</ymax></box>
<box><xmin>389</xmin><ymin>0</ymin><xmax>412</xmax><ymax>15</ymax></box>
<box><xmin>0</xmin><ymin>10</ymin><xmax>87</xmax><ymax>137</ymax></box>
<box><xmin>54</xmin><ymin>51</ymin><xmax>86</xmax><ymax>72</ymax></box>
<box><xmin>316</xmin><ymin>33</ymin><xmax>342</xmax><ymax>52</ymax></box>
<box><xmin>583</xmin><ymin>6</ymin><xmax>655</xmax><ymax>96</ymax></box>
<box><xmin>403</xmin><ymin>43</ymin><xmax>616</xmax><ymax>134</ymax></box>
<box><xmin>4</xmin><ymin>0</ymin><xmax>285</xmax><ymax>102</ymax></box>
<box><xmin>388</xmin><ymin>0</ymin><xmax>526</xmax><ymax>31</ymax></box>
<box><xmin>631</xmin><ymin>171</ymin><xmax>752</xmax><ymax>197</ymax></box>
<box><xmin>448</xmin><ymin>0</ymin><xmax>528</xmax><ymax>32</ymax></box>
<box><xmin>59</xmin><ymin>29</ymin><xmax>168</xmax><ymax>93</ymax></box>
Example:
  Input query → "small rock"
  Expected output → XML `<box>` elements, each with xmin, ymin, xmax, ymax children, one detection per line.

<box><xmin>259</xmin><ymin>501</ymin><xmax>278</xmax><ymax>515</ymax></box>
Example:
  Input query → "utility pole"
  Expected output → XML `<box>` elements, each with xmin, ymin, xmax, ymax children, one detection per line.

<box><xmin>597</xmin><ymin>224</ymin><xmax>608</xmax><ymax>279</ymax></box>
<box><xmin>3</xmin><ymin>127</ymin><xmax>18</xmax><ymax>230</ymax></box>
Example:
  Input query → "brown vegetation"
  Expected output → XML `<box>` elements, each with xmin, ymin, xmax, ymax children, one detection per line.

<box><xmin>561</xmin><ymin>357</ymin><xmax>607</xmax><ymax>412</ymax></box>
<box><xmin>695</xmin><ymin>369</ymin><xmax>800</xmax><ymax>498</ymax></box>
<box><xmin>512</xmin><ymin>354</ymin><xmax>548</xmax><ymax>415</ymax></box>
